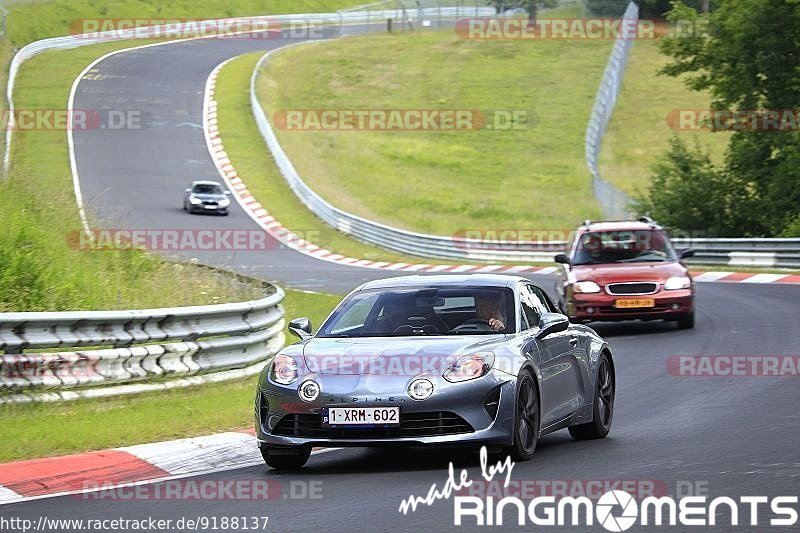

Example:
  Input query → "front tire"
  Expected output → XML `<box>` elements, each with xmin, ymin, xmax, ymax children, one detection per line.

<box><xmin>676</xmin><ymin>312</ymin><xmax>695</xmax><ymax>329</ymax></box>
<box><xmin>260</xmin><ymin>445</ymin><xmax>311</xmax><ymax>469</ymax></box>
<box><xmin>505</xmin><ymin>370</ymin><xmax>539</xmax><ymax>461</ymax></box>
<box><xmin>569</xmin><ymin>353</ymin><xmax>614</xmax><ymax>440</ymax></box>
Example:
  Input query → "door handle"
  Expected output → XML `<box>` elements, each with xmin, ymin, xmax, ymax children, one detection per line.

<box><xmin>569</xmin><ymin>337</ymin><xmax>578</xmax><ymax>348</ymax></box>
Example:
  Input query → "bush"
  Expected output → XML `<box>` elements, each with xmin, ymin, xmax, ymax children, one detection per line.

<box><xmin>634</xmin><ymin>137</ymin><xmax>764</xmax><ymax>237</ymax></box>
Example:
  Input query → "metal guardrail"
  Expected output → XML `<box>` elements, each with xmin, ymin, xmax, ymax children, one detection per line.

<box><xmin>584</xmin><ymin>0</ymin><xmax>636</xmax><ymax>219</ymax></box>
<box><xmin>4</xmin><ymin>6</ymin><xmax>799</xmax><ymax>269</ymax></box>
<box><xmin>0</xmin><ymin>11</ymin><xmax>392</xmax><ymax>175</ymax></box>
<box><xmin>0</xmin><ymin>283</ymin><xmax>285</xmax><ymax>403</ymax></box>
<box><xmin>250</xmin><ymin>46</ymin><xmax>558</xmax><ymax>264</ymax></box>
<box><xmin>251</xmin><ymin>47</ymin><xmax>800</xmax><ymax>268</ymax></box>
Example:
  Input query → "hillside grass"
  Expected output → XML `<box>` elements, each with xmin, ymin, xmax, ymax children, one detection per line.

<box><xmin>4</xmin><ymin>0</ymin><xmax>358</xmax><ymax>45</ymax></box>
<box><xmin>258</xmin><ymin>25</ymin><xmax>610</xmax><ymax>235</ymax></box>
<box><xmin>598</xmin><ymin>39</ymin><xmax>731</xmax><ymax>196</ymax></box>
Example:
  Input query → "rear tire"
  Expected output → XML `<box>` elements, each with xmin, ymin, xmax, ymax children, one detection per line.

<box><xmin>505</xmin><ymin>370</ymin><xmax>539</xmax><ymax>461</ymax></box>
<box><xmin>260</xmin><ymin>445</ymin><xmax>311</xmax><ymax>469</ymax></box>
<box><xmin>677</xmin><ymin>312</ymin><xmax>695</xmax><ymax>329</ymax></box>
<box><xmin>569</xmin><ymin>353</ymin><xmax>614</xmax><ymax>440</ymax></box>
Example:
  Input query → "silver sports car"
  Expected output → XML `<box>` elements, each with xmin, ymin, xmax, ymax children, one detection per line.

<box><xmin>255</xmin><ymin>274</ymin><xmax>615</xmax><ymax>469</ymax></box>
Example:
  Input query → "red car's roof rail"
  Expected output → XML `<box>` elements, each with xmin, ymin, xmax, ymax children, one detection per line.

<box><xmin>581</xmin><ymin>216</ymin><xmax>658</xmax><ymax>228</ymax></box>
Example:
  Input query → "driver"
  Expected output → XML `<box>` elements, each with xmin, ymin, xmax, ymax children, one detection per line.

<box><xmin>474</xmin><ymin>294</ymin><xmax>506</xmax><ymax>332</ymax></box>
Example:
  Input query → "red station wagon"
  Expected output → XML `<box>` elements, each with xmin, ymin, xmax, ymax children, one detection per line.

<box><xmin>554</xmin><ymin>218</ymin><xmax>696</xmax><ymax>329</ymax></box>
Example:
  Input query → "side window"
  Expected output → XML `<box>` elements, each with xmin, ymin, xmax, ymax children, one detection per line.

<box><xmin>530</xmin><ymin>286</ymin><xmax>557</xmax><ymax>313</ymax></box>
<box><xmin>519</xmin><ymin>286</ymin><xmax>541</xmax><ymax>331</ymax></box>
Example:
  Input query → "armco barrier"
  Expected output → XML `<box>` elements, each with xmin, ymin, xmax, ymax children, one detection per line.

<box><xmin>4</xmin><ymin>7</ymin><xmax>800</xmax><ymax>267</ymax></box>
<box><xmin>249</xmin><ymin>38</ymin><xmax>800</xmax><ymax>268</ymax></box>
<box><xmin>0</xmin><ymin>283</ymin><xmax>285</xmax><ymax>403</ymax></box>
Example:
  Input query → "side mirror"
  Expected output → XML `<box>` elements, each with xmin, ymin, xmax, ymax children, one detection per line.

<box><xmin>185</xmin><ymin>188</ymin><xmax>191</xmax><ymax>193</ymax></box>
<box><xmin>288</xmin><ymin>317</ymin><xmax>312</xmax><ymax>340</ymax></box>
<box><xmin>554</xmin><ymin>253</ymin><xmax>570</xmax><ymax>265</ymax></box>
<box><xmin>224</xmin><ymin>190</ymin><xmax>232</xmax><ymax>196</ymax></box>
<box><xmin>680</xmin><ymin>248</ymin><xmax>695</xmax><ymax>259</ymax></box>
<box><xmin>535</xmin><ymin>312</ymin><xmax>570</xmax><ymax>340</ymax></box>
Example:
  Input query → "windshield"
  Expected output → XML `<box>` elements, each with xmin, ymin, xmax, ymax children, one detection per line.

<box><xmin>317</xmin><ymin>286</ymin><xmax>516</xmax><ymax>337</ymax></box>
<box><xmin>572</xmin><ymin>230</ymin><xmax>676</xmax><ymax>266</ymax></box>
<box><xmin>192</xmin><ymin>184</ymin><xmax>223</xmax><ymax>195</ymax></box>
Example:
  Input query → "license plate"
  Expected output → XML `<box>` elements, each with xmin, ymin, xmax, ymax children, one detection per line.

<box><xmin>204</xmin><ymin>205</ymin><xmax>219</xmax><ymax>210</ymax></box>
<box><xmin>323</xmin><ymin>407</ymin><xmax>400</xmax><ymax>426</ymax></box>
<box><xmin>615</xmin><ymin>298</ymin><xmax>656</xmax><ymax>309</ymax></box>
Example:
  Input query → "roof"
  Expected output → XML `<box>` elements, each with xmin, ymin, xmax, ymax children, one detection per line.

<box><xmin>190</xmin><ymin>180</ymin><xmax>224</xmax><ymax>186</ymax></box>
<box><xmin>581</xmin><ymin>221</ymin><xmax>662</xmax><ymax>232</ymax></box>
<box><xmin>357</xmin><ymin>274</ymin><xmax>527</xmax><ymax>291</ymax></box>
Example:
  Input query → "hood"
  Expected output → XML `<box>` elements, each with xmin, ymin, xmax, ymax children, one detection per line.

<box><xmin>191</xmin><ymin>193</ymin><xmax>227</xmax><ymax>201</ymax></box>
<box><xmin>301</xmin><ymin>336</ymin><xmax>503</xmax><ymax>376</ymax></box>
<box><xmin>570</xmin><ymin>261</ymin><xmax>689</xmax><ymax>284</ymax></box>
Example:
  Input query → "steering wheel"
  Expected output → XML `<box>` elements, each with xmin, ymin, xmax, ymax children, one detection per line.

<box><xmin>453</xmin><ymin>318</ymin><xmax>493</xmax><ymax>333</ymax></box>
<box><xmin>391</xmin><ymin>316</ymin><xmax>445</xmax><ymax>335</ymax></box>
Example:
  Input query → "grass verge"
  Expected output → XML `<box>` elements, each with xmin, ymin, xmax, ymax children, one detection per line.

<box><xmin>598</xmin><ymin>39</ymin><xmax>730</xmax><ymax>196</ymax></box>
<box><xmin>257</xmin><ymin>24</ymin><xmax>611</xmax><ymax>235</ymax></box>
<box><xmin>0</xmin><ymin>287</ymin><xmax>341</xmax><ymax>463</ymax></box>
<box><xmin>4</xmin><ymin>0</ymin><xmax>359</xmax><ymax>46</ymax></box>
<box><xmin>0</xmin><ymin>40</ymin><xmax>268</xmax><ymax>311</ymax></box>
<box><xmin>216</xmin><ymin>53</ymin><xmax>543</xmax><ymax>266</ymax></box>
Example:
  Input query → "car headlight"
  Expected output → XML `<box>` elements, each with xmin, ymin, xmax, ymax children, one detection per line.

<box><xmin>219</xmin><ymin>198</ymin><xmax>231</xmax><ymax>207</ymax></box>
<box><xmin>270</xmin><ymin>354</ymin><xmax>298</xmax><ymax>385</ymax></box>
<box><xmin>189</xmin><ymin>196</ymin><xmax>202</xmax><ymax>205</ymax></box>
<box><xmin>443</xmin><ymin>352</ymin><xmax>494</xmax><ymax>383</ymax></box>
<box><xmin>664</xmin><ymin>276</ymin><xmax>692</xmax><ymax>290</ymax></box>
<box><xmin>573</xmin><ymin>281</ymin><xmax>602</xmax><ymax>294</ymax></box>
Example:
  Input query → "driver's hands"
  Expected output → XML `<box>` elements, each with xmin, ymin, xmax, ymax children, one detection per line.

<box><xmin>488</xmin><ymin>318</ymin><xmax>505</xmax><ymax>331</ymax></box>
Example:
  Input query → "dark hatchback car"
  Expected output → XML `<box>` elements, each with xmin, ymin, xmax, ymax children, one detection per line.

<box><xmin>183</xmin><ymin>180</ymin><xmax>232</xmax><ymax>215</ymax></box>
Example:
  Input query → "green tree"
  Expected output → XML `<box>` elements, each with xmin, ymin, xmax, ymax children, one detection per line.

<box><xmin>638</xmin><ymin>0</ymin><xmax>800</xmax><ymax>236</ymax></box>
<box><xmin>635</xmin><ymin>138</ymin><xmax>763</xmax><ymax>237</ymax></box>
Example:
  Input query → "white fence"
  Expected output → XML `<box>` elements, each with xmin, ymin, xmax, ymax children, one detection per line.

<box><xmin>584</xmin><ymin>0</ymin><xmax>636</xmax><ymax>218</ymax></box>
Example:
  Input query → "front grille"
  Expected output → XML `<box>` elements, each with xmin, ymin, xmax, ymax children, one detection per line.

<box><xmin>273</xmin><ymin>411</ymin><xmax>474</xmax><ymax>439</ymax></box>
<box><xmin>606</xmin><ymin>282</ymin><xmax>658</xmax><ymax>295</ymax></box>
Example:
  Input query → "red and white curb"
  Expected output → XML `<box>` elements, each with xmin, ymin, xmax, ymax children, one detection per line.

<box><xmin>0</xmin><ymin>431</ymin><xmax>333</xmax><ymax>505</ymax></box>
<box><xmin>202</xmin><ymin>61</ymin><xmax>800</xmax><ymax>287</ymax></box>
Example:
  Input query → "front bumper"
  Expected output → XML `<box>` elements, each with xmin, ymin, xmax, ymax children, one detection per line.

<box><xmin>255</xmin><ymin>370</ymin><xmax>516</xmax><ymax>449</ymax></box>
<box><xmin>568</xmin><ymin>289</ymin><xmax>693</xmax><ymax>322</ymax></box>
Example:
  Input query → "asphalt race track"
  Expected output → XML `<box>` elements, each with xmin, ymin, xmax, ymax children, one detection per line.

<box><xmin>2</xmin><ymin>28</ymin><xmax>798</xmax><ymax>533</ymax></box>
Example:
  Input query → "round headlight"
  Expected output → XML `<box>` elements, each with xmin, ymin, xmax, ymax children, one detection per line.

<box><xmin>271</xmin><ymin>354</ymin><xmax>298</xmax><ymax>385</ymax></box>
<box><xmin>298</xmin><ymin>380</ymin><xmax>320</xmax><ymax>402</ymax></box>
<box><xmin>408</xmin><ymin>378</ymin><xmax>434</xmax><ymax>400</ymax></box>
